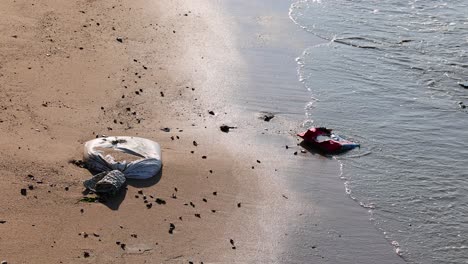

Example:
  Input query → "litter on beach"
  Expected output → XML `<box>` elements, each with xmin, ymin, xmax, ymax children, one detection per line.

<box><xmin>83</xmin><ymin>136</ymin><xmax>162</xmax><ymax>195</ymax></box>
<box><xmin>297</xmin><ymin>127</ymin><xmax>359</xmax><ymax>153</ymax></box>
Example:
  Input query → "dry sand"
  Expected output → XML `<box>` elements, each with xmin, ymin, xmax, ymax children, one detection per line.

<box><xmin>0</xmin><ymin>0</ymin><xmax>281</xmax><ymax>263</ymax></box>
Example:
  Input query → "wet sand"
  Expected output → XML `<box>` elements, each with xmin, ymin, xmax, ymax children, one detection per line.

<box><xmin>0</xmin><ymin>0</ymin><xmax>404</xmax><ymax>263</ymax></box>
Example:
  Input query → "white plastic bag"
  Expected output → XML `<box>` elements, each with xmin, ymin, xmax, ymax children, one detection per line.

<box><xmin>84</xmin><ymin>136</ymin><xmax>162</xmax><ymax>179</ymax></box>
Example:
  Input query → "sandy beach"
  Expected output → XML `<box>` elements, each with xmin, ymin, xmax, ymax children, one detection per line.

<box><xmin>0</xmin><ymin>0</ymin><xmax>406</xmax><ymax>263</ymax></box>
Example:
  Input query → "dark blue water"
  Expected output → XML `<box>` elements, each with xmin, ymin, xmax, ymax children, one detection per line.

<box><xmin>290</xmin><ymin>0</ymin><xmax>468</xmax><ymax>263</ymax></box>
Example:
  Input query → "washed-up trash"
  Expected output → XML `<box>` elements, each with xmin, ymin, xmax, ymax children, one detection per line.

<box><xmin>298</xmin><ymin>127</ymin><xmax>359</xmax><ymax>153</ymax></box>
<box><xmin>83</xmin><ymin>170</ymin><xmax>126</xmax><ymax>195</ymax></box>
<box><xmin>83</xmin><ymin>136</ymin><xmax>162</xmax><ymax>195</ymax></box>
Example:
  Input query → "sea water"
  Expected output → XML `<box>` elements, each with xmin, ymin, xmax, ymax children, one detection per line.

<box><xmin>290</xmin><ymin>0</ymin><xmax>468</xmax><ymax>263</ymax></box>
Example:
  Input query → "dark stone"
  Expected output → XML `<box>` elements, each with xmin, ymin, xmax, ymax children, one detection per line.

<box><xmin>212</xmin><ymin>192</ymin><xmax>217</xmax><ymax>196</ymax></box>
<box><xmin>262</xmin><ymin>112</ymin><xmax>275</xmax><ymax>122</ymax></box>
<box><xmin>116</xmin><ymin>37</ymin><xmax>123</xmax><ymax>43</ymax></box>
<box><xmin>83</xmin><ymin>252</ymin><xmax>90</xmax><ymax>258</ymax></box>
<box><xmin>194</xmin><ymin>214</ymin><xmax>201</xmax><ymax>218</ymax></box>
<box><xmin>220</xmin><ymin>125</ymin><xmax>236</xmax><ymax>133</ymax></box>
<box><xmin>193</xmin><ymin>141</ymin><xmax>198</xmax><ymax>146</ymax></box>
<box><xmin>161</xmin><ymin>127</ymin><xmax>171</xmax><ymax>132</ymax></box>
<box><xmin>169</xmin><ymin>223</ymin><xmax>175</xmax><ymax>234</ymax></box>
<box><xmin>458</xmin><ymin>82</ymin><xmax>468</xmax><ymax>88</ymax></box>
<box><xmin>208</xmin><ymin>110</ymin><xmax>215</xmax><ymax>115</ymax></box>
<box><xmin>146</xmin><ymin>203</ymin><xmax>152</xmax><ymax>209</ymax></box>
<box><xmin>20</xmin><ymin>189</ymin><xmax>27</xmax><ymax>196</ymax></box>
<box><xmin>155</xmin><ymin>198</ymin><xmax>166</xmax><ymax>205</ymax></box>
<box><xmin>28</xmin><ymin>185</ymin><xmax>34</xmax><ymax>190</ymax></box>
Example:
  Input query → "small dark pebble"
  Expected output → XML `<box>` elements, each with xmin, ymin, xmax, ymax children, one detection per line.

<box><xmin>293</xmin><ymin>151</ymin><xmax>298</xmax><ymax>155</ymax></box>
<box><xmin>213</xmin><ymin>191</ymin><xmax>217</xmax><ymax>196</ymax></box>
<box><xmin>28</xmin><ymin>185</ymin><xmax>34</xmax><ymax>190</ymax></box>
<box><xmin>83</xmin><ymin>252</ymin><xmax>90</xmax><ymax>258</ymax></box>
<box><xmin>209</xmin><ymin>170</ymin><xmax>213</xmax><ymax>173</ymax></box>
<box><xmin>256</xmin><ymin>160</ymin><xmax>261</xmax><ymax>163</ymax></box>
<box><xmin>194</xmin><ymin>214</ymin><xmax>201</xmax><ymax>218</ymax></box>
<box><xmin>285</xmin><ymin>145</ymin><xmax>289</xmax><ymax>149</ymax></box>
<box><xmin>80</xmin><ymin>209</ymin><xmax>84</xmax><ymax>213</ymax></box>
<box><xmin>190</xmin><ymin>202</ymin><xmax>195</xmax><ymax>208</ymax></box>
<box><xmin>161</xmin><ymin>127</ymin><xmax>171</xmax><ymax>132</ymax></box>
<box><xmin>138</xmin><ymin>190</ymin><xmax>143</xmax><ymax>194</ymax></box>
<box><xmin>169</xmin><ymin>223</ymin><xmax>175</xmax><ymax>234</ymax></box>
<box><xmin>146</xmin><ymin>203</ymin><xmax>153</xmax><ymax>209</ymax></box>
<box><xmin>116</xmin><ymin>37</ymin><xmax>123</xmax><ymax>43</ymax></box>
<box><xmin>171</xmin><ymin>193</ymin><xmax>177</xmax><ymax>199</ymax></box>
<box><xmin>193</xmin><ymin>141</ymin><xmax>198</xmax><ymax>146</ymax></box>
<box><xmin>135</xmin><ymin>195</ymin><xmax>139</xmax><ymax>198</ymax></box>
<box><xmin>120</xmin><ymin>243</ymin><xmax>126</xmax><ymax>250</ymax></box>
<box><xmin>0</xmin><ymin>220</ymin><xmax>6</xmax><ymax>224</ymax></box>
<box><xmin>155</xmin><ymin>198</ymin><xmax>166</xmax><ymax>205</ymax></box>
<box><xmin>220</xmin><ymin>125</ymin><xmax>233</xmax><ymax>133</ymax></box>
<box><xmin>65</xmin><ymin>186</ymin><xmax>69</xmax><ymax>191</ymax></box>
<box><xmin>208</xmin><ymin>110</ymin><xmax>215</xmax><ymax>115</ymax></box>
<box><xmin>237</xmin><ymin>203</ymin><xmax>241</xmax><ymax>208</ymax></box>
<box><xmin>230</xmin><ymin>239</ymin><xmax>235</xmax><ymax>246</ymax></box>
<box><xmin>160</xmin><ymin>92</ymin><xmax>165</xmax><ymax>97</ymax></box>
<box><xmin>20</xmin><ymin>188</ymin><xmax>27</xmax><ymax>196</ymax></box>
<box><xmin>262</xmin><ymin>113</ymin><xmax>275</xmax><ymax>122</ymax></box>
<box><xmin>203</xmin><ymin>198</ymin><xmax>207</xmax><ymax>202</ymax></box>
<box><xmin>202</xmin><ymin>156</ymin><xmax>207</xmax><ymax>159</ymax></box>
<box><xmin>211</xmin><ymin>210</ymin><xmax>216</xmax><ymax>213</ymax></box>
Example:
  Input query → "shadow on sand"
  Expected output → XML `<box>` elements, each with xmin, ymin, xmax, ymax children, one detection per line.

<box><xmin>81</xmin><ymin>168</ymin><xmax>163</xmax><ymax>211</ymax></box>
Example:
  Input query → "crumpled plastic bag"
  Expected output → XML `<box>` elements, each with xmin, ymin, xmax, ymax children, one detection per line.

<box><xmin>84</xmin><ymin>136</ymin><xmax>162</xmax><ymax>179</ymax></box>
<box><xmin>83</xmin><ymin>170</ymin><xmax>126</xmax><ymax>196</ymax></box>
